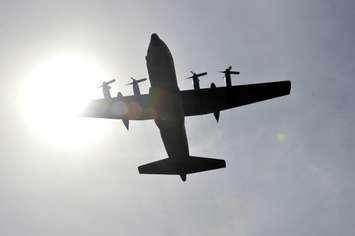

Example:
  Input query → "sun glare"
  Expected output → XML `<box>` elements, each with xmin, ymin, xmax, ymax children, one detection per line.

<box><xmin>19</xmin><ymin>53</ymin><xmax>111</xmax><ymax>149</ymax></box>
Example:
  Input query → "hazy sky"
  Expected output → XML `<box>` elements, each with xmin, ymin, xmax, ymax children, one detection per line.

<box><xmin>1</xmin><ymin>0</ymin><xmax>355</xmax><ymax>235</ymax></box>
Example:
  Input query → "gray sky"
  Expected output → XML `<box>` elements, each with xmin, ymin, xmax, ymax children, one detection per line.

<box><xmin>1</xmin><ymin>0</ymin><xmax>355</xmax><ymax>235</ymax></box>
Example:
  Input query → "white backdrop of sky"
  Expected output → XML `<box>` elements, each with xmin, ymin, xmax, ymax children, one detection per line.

<box><xmin>0</xmin><ymin>0</ymin><xmax>354</xmax><ymax>235</ymax></box>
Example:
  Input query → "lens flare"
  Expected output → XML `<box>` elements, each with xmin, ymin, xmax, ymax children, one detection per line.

<box><xmin>276</xmin><ymin>133</ymin><xmax>287</xmax><ymax>143</ymax></box>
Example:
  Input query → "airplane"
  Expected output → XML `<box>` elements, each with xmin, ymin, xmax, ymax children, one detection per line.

<box><xmin>82</xmin><ymin>33</ymin><xmax>291</xmax><ymax>182</ymax></box>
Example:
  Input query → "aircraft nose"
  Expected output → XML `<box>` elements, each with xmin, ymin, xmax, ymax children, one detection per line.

<box><xmin>150</xmin><ymin>33</ymin><xmax>160</xmax><ymax>46</ymax></box>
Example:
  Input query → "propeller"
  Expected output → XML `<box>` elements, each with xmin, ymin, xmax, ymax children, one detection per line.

<box><xmin>126</xmin><ymin>77</ymin><xmax>147</xmax><ymax>86</ymax></box>
<box><xmin>99</xmin><ymin>79</ymin><xmax>116</xmax><ymax>88</ymax></box>
<box><xmin>126</xmin><ymin>77</ymin><xmax>147</xmax><ymax>96</ymax></box>
<box><xmin>219</xmin><ymin>66</ymin><xmax>240</xmax><ymax>87</ymax></box>
<box><xmin>186</xmin><ymin>71</ymin><xmax>207</xmax><ymax>90</ymax></box>
<box><xmin>219</xmin><ymin>66</ymin><xmax>240</xmax><ymax>75</ymax></box>
<box><xmin>185</xmin><ymin>71</ymin><xmax>207</xmax><ymax>80</ymax></box>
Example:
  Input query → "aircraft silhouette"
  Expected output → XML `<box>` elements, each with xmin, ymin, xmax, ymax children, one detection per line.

<box><xmin>82</xmin><ymin>33</ymin><xmax>291</xmax><ymax>182</ymax></box>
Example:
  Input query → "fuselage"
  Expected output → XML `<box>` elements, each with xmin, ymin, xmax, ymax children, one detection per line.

<box><xmin>146</xmin><ymin>34</ymin><xmax>189</xmax><ymax>160</ymax></box>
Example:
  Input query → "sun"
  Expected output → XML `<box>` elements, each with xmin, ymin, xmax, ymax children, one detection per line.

<box><xmin>19</xmin><ymin>53</ymin><xmax>111</xmax><ymax>149</ymax></box>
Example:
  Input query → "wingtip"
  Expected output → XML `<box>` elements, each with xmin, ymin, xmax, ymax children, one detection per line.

<box><xmin>286</xmin><ymin>80</ymin><xmax>292</xmax><ymax>94</ymax></box>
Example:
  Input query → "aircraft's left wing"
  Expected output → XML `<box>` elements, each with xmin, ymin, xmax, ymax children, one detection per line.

<box><xmin>181</xmin><ymin>80</ymin><xmax>291</xmax><ymax>117</ymax></box>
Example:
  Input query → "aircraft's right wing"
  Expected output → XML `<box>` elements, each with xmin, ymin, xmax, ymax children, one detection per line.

<box><xmin>181</xmin><ymin>80</ymin><xmax>291</xmax><ymax>117</ymax></box>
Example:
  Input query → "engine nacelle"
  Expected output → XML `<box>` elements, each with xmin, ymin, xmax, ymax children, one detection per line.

<box><xmin>210</xmin><ymin>82</ymin><xmax>220</xmax><ymax>122</ymax></box>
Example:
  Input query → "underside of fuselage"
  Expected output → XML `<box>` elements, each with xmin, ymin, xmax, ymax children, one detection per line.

<box><xmin>146</xmin><ymin>34</ymin><xmax>189</xmax><ymax>157</ymax></box>
<box><xmin>142</xmin><ymin>34</ymin><xmax>228</xmax><ymax>182</ymax></box>
<box><xmin>145</xmin><ymin>34</ymin><xmax>190</xmax><ymax>181</ymax></box>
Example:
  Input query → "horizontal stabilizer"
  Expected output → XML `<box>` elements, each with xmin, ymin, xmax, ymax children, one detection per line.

<box><xmin>138</xmin><ymin>156</ymin><xmax>226</xmax><ymax>175</ymax></box>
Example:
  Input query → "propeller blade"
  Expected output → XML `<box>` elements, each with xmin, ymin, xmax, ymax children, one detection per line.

<box><xmin>230</xmin><ymin>71</ymin><xmax>240</xmax><ymax>75</ymax></box>
<box><xmin>107</xmin><ymin>79</ymin><xmax>116</xmax><ymax>84</ymax></box>
<box><xmin>99</xmin><ymin>84</ymin><xmax>111</xmax><ymax>88</ymax></box>
<box><xmin>187</xmin><ymin>71</ymin><xmax>207</xmax><ymax>78</ymax></box>
<box><xmin>126</xmin><ymin>77</ymin><xmax>147</xmax><ymax>85</ymax></box>
<box><xmin>136</xmin><ymin>78</ymin><xmax>147</xmax><ymax>83</ymax></box>
<box><xmin>196</xmin><ymin>72</ymin><xmax>207</xmax><ymax>77</ymax></box>
<box><xmin>100</xmin><ymin>79</ymin><xmax>116</xmax><ymax>87</ymax></box>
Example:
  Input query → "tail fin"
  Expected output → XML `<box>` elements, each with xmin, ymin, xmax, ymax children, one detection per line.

<box><xmin>138</xmin><ymin>156</ymin><xmax>226</xmax><ymax>180</ymax></box>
